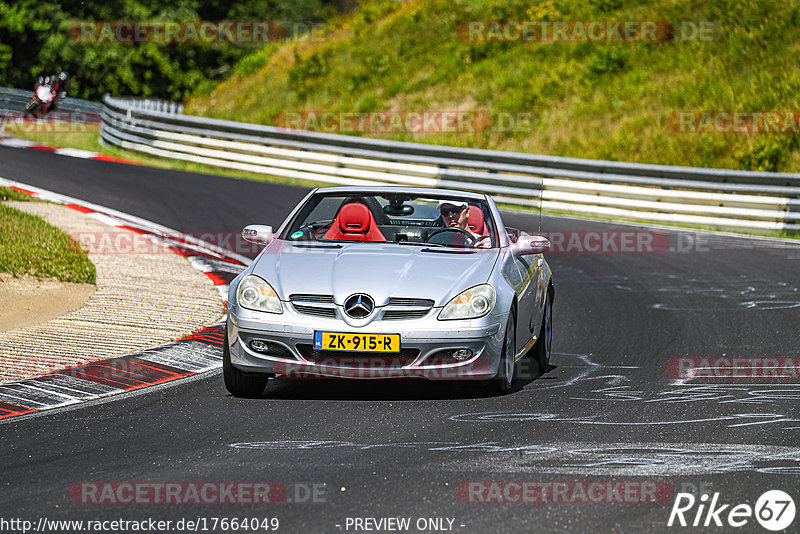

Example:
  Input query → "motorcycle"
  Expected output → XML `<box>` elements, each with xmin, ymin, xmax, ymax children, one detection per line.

<box><xmin>24</xmin><ymin>76</ymin><xmax>64</xmax><ymax>118</ymax></box>
<box><xmin>24</xmin><ymin>84</ymin><xmax>57</xmax><ymax>118</ymax></box>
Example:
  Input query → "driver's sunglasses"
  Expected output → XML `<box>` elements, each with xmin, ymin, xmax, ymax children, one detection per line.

<box><xmin>441</xmin><ymin>206</ymin><xmax>466</xmax><ymax>217</ymax></box>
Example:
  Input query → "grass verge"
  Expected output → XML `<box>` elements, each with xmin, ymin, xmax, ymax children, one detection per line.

<box><xmin>1</xmin><ymin>186</ymin><xmax>37</xmax><ymax>202</ymax></box>
<box><xmin>188</xmin><ymin>0</ymin><xmax>800</xmax><ymax>173</ymax></box>
<box><xmin>0</xmin><ymin>190</ymin><xmax>96</xmax><ymax>284</ymax></box>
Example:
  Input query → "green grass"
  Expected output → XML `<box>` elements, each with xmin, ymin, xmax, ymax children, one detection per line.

<box><xmin>0</xmin><ymin>200</ymin><xmax>96</xmax><ymax>284</ymax></box>
<box><xmin>1</xmin><ymin>186</ymin><xmax>36</xmax><ymax>202</ymax></box>
<box><xmin>187</xmin><ymin>0</ymin><xmax>800</xmax><ymax>172</ymax></box>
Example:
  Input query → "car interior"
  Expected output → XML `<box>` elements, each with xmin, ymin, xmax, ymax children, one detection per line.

<box><xmin>286</xmin><ymin>194</ymin><xmax>499</xmax><ymax>247</ymax></box>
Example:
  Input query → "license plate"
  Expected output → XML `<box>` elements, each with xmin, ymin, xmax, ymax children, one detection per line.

<box><xmin>314</xmin><ymin>332</ymin><xmax>400</xmax><ymax>352</ymax></box>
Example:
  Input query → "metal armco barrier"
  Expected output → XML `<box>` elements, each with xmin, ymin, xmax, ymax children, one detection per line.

<box><xmin>100</xmin><ymin>94</ymin><xmax>800</xmax><ymax>231</ymax></box>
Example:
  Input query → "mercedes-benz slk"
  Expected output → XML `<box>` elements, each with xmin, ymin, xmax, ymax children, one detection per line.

<box><xmin>225</xmin><ymin>186</ymin><xmax>553</xmax><ymax>396</ymax></box>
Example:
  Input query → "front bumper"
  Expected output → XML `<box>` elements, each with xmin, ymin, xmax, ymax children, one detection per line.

<box><xmin>228</xmin><ymin>306</ymin><xmax>507</xmax><ymax>380</ymax></box>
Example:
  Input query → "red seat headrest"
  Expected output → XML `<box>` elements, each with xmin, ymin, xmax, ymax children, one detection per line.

<box><xmin>322</xmin><ymin>203</ymin><xmax>387</xmax><ymax>242</ymax></box>
<box><xmin>467</xmin><ymin>205</ymin><xmax>488</xmax><ymax>236</ymax></box>
<box><xmin>338</xmin><ymin>203</ymin><xmax>370</xmax><ymax>233</ymax></box>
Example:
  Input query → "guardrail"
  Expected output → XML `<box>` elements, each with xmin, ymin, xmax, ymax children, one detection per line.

<box><xmin>100</xmin><ymin>94</ymin><xmax>800</xmax><ymax>232</ymax></box>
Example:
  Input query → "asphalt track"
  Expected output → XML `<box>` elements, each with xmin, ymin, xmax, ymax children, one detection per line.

<box><xmin>1</xmin><ymin>144</ymin><xmax>799</xmax><ymax>533</ymax></box>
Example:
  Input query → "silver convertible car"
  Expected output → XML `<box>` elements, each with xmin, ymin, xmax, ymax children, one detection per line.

<box><xmin>225</xmin><ymin>186</ymin><xmax>553</xmax><ymax>396</ymax></box>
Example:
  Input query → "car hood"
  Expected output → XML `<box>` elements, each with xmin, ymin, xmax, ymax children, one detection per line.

<box><xmin>250</xmin><ymin>241</ymin><xmax>500</xmax><ymax>307</ymax></box>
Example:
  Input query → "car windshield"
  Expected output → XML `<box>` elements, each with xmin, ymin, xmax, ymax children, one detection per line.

<box><xmin>281</xmin><ymin>193</ymin><xmax>498</xmax><ymax>248</ymax></box>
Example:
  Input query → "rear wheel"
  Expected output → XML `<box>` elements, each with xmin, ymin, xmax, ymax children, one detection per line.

<box><xmin>533</xmin><ymin>293</ymin><xmax>552</xmax><ymax>373</ymax></box>
<box><xmin>489</xmin><ymin>307</ymin><xmax>516</xmax><ymax>395</ymax></box>
<box><xmin>223</xmin><ymin>327</ymin><xmax>269</xmax><ymax>396</ymax></box>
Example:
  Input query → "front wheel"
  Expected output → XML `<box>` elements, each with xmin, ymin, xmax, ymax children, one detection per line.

<box><xmin>533</xmin><ymin>293</ymin><xmax>552</xmax><ymax>373</ymax></box>
<box><xmin>24</xmin><ymin>98</ymin><xmax>40</xmax><ymax>118</ymax></box>
<box><xmin>223</xmin><ymin>327</ymin><xmax>269</xmax><ymax>396</ymax></box>
<box><xmin>488</xmin><ymin>307</ymin><xmax>516</xmax><ymax>395</ymax></box>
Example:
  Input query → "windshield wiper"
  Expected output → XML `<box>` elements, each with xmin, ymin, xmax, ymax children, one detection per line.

<box><xmin>395</xmin><ymin>241</ymin><xmax>445</xmax><ymax>247</ymax></box>
<box><xmin>291</xmin><ymin>242</ymin><xmax>343</xmax><ymax>249</ymax></box>
<box><xmin>421</xmin><ymin>247</ymin><xmax>476</xmax><ymax>254</ymax></box>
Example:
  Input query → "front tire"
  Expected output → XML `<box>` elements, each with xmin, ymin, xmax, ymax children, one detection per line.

<box><xmin>24</xmin><ymin>99</ymin><xmax>40</xmax><ymax>118</ymax></box>
<box><xmin>223</xmin><ymin>327</ymin><xmax>269</xmax><ymax>396</ymax></box>
<box><xmin>489</xmin><ymin>307</ymin><xmax>516</xmax><ymax>395</ymax></box>
<box><xmin>533</xmin><ymin>293</ymin><xmax>552</xmax><ymax>373</ymax></box>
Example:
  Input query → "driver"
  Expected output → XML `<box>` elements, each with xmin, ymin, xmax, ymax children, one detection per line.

<box><xmin>438</xmin><ymin>200</ymin><xmax>478</xmax><ymax>237</ymax></box>
<box><xmin>435</xmin><ymin>200</ymin><xmax>493</xmax><ymax>249</ymax></box>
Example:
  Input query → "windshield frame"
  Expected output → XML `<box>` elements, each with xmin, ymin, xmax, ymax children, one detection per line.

<box><xmin>278</xmin><ymin>191</ymin><xmax>500</xmax><ymax>249</ymax></box>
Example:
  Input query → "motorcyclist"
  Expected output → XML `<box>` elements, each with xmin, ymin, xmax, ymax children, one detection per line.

<box><xmin>35</xmin><ymin>71</ymin><xmax>68</xmax><ymax>111</ymax></box>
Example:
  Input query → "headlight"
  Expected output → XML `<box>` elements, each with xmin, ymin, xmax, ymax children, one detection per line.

<box><xmin>438</xmin><ymin>284</ymin><xmax>495</xmax><ymax>320</ymax></box>
<box><xmin>237</xmin><ymin>274</ymin><xmax>282</xmax><ymax>314</ymax></box>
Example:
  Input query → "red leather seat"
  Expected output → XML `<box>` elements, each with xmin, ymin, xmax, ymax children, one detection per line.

<box><xmin>467</xmin><ymin>205</ymin><xmax>489</xmax><ymax>236</ymax></box>
<box><xmin>322</xmin><ymin>203</ymin><xmax>386</xmax><ymax>242</ymax></box>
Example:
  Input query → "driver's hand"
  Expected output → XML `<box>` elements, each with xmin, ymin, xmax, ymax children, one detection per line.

<box><xmin>456</xmin><ymin>209</ymin><xmax>469</xmax><ymax>229</ymax></box>
<box><xmin>471</xmin><ymin>234</ymin><xmax>491</xmax><ymax>248</ymax></box>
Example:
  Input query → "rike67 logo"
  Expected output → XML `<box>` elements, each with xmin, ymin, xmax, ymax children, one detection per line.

<box><xmin>668</xmin><ymin>490</ymin><xmax>795</xmax><ymax>531</ymax></box>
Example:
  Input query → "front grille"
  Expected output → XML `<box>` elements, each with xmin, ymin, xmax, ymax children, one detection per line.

<box><xmin>292</xmin><ymin>304</ymin><xmax>337</xmax><ymax>318</ymax></box>
<box><xmin>382</xmin><ymin>309</ymin><xmax>430</xmax><ymax>320</ymax></box>
<box><xmin>290</xmin><ymin>294</ymin><xmax>334</xmax><ymax>303</ymax></box>
<box><xmin>387</xmin><ymin>297</ymin><xmax>435</xmax><ymax>307</ymax></box>
<box><xmin>296</xmin><ymin>344</ymin><xmax>420</xmax><ymax>367</ymax></box>
<box><xmin>382</xmin><ymin>297</ymin><xmax>433</xmax><ymax>320</ymax></box>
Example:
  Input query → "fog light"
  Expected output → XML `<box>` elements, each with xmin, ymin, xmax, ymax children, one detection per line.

<box><xmin>453</xmin><ymin>349</ymin><xmax>473</xmax><ymax>361</ymax></box>
<box><xmin>250</xmin><ymin>340</ymin><xmax>269</xmax><ymax>353</ymax></box>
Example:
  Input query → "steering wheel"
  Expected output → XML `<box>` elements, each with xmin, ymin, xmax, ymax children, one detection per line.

<box><xmin>425</xmin><ymin>227</ymin><xmax>476</xmax><ymax>246</ymax></box>
<box><xmin>470</xmin><ymin>234</ymin><xmax>492</xmax><ymax>248</ymax></box>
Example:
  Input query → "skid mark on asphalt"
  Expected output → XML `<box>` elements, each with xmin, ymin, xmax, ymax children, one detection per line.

<box><xmin>445</xmin><ymin>441</ymin><xmax>800</xmax><ymax>476</ymax></box>
<box><xmin>227</xmin><ymin>440</ymin><xmax>800</xmax><ymax>476</ymax></box>
<box><xmin>449</xmin><ymin>411</ymin><xmax>798</xmax><ymax>428</ymax></box>
<box><xmin>531</xmin><ymin>352</ymin><xmax>800</xmax><ymax>431</ymax></box>
<box><xmin>648</xmin><ymin>275</ymin><xmax>800</xmax><ymax>310</ymax></box>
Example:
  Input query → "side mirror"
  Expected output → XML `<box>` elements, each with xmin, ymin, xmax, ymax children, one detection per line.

<box><xmin>242</xmin><ymin>225</ymin><xmax>274</xmax><ymax>245</ymax></box>
<box><xmin>514</xmin><ymin>235</ymin><xmax>550</xmax><ymax>255</ymax></box>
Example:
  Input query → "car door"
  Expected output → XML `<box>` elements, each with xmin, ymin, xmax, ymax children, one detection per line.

<box><xmin>513</xmin><ymin>253</ymin><xmax>540</xmax><ymax>352</ymax></box>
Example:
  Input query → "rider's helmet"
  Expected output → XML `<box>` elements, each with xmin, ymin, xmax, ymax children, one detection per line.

<box><xmin>58</xmin><ymin>72</ymin><xmax>68</xmax><ymax>82</ymax></box>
